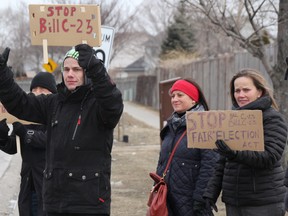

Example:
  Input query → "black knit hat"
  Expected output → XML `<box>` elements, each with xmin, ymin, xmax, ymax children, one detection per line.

<box><xmin>30</xmin><ymin>72</ymin><xmax>57</xmax><ymax>93</ymax></box>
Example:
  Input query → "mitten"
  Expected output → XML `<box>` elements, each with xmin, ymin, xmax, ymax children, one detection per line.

<box><xmin>204</xmin><ymin>197</ymin><xmax>218</xmax><ymax>215</ymax></box>
<box><xmin>0</xmin><ymin>47</ymin><xmax>10</xmax><ymax>70</ymax></box>
<box><xmin>12</xmin><ymin>122</ymin><xmax>27</xmax><ymax>139</ymax></box>
<box><xmin>74</xmin><ymin>44</ymin><xmax>103</xmax><ymax>79</ymax></box>
<box><xmin>0</xmin><ymin>118</ymin><xmax>9</xmax><ymax>141</ymax></box>
<box><xmin>215</xmin><ymin>139</ymin><xmax>237</xmax><ymax>160</ymax></box>
<box><xmin>193</xmin><ymin>201</ymin><xmax>209</xmax><ymax>216</ymax></box>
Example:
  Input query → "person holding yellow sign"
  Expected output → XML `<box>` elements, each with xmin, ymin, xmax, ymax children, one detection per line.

<box><xmin>204</xmin><ymin>69</ymin><xmax>287</xmax><ymax>216</ymax></box>
<box><xmin>0</xmin><ymin>44</ymin><xmax>123</xmax><ymax>216</ymax></box>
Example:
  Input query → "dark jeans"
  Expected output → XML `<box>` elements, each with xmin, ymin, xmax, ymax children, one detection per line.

<box><xmin>226</xmin><ymin>202</ymin><xmax>285</xmax><ymax>216</ymax></box>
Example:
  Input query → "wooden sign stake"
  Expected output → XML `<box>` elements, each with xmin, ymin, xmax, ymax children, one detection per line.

<box><xmin>42</xmin><ymin>39</ymin><xmax>48</xmax><ymax>64</ymax></box>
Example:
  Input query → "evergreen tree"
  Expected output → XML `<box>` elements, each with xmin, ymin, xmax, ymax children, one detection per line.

<box><xmin>161</xmin><ymin>0</ymin><xmax>196</xmax><ymax>57</ymax></box>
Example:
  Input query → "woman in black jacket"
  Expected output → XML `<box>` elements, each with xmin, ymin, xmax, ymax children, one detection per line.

<box><xmin>0</xmin><ymin>72</ymin><xmax>57</xmax><ymax>216</ymax></box>
<box><xmin>153</xmin><ymin>78</ymin><xmax>218</xmax><ymax>216</ymax></box>
<box><xmin>204</xmin><ymin>68</ymin><xmax>287</xmax><ymax>216</ymax></box>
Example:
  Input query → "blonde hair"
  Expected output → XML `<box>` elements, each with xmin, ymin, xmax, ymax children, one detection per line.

<box><xmin>230</xmin><ymin>68</ymin><xmax>278</xmax><ymax>110</ymax></box>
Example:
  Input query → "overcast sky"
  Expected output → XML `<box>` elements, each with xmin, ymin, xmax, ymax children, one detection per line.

<box><xmin>0</xmin><ymin>0</ymin><xmax>143</xmax><ymax>10</ymax></box>
<box><xmin>0</xmin><ymin>0</ymin><xmax>45</xmax><ymax>8</ymax></box>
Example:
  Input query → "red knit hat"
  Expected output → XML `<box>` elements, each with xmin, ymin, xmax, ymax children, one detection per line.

<box><xmin>170</xmin><ymin>80</ymin><xmax>199</xmax><ymax>102</ymax></box>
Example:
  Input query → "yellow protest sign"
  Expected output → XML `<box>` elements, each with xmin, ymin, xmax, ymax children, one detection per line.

<box><xmin>186</xmin><ymin>110</ymin><xmax>264</xmax><ymax>151</ymax></box>
<box><xmin>43</xmin><ymin>58</ymin><xmax>58</xmax><ymax>73</ymax></box>
<box><xmin>29</xmin><ymin>4</ymin><xmax>102</xmax><ymax>47</ymax></box>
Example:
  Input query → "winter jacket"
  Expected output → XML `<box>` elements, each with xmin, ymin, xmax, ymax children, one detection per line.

<box><xmin>204</xmin><ymin>96</ymin><xmax>287</xmax><ymax>207</ymax></box>
<box><xmin>285</xmin><ymin>168</ymin><xmax>288</xmax><ymax>187</ymax></box>
<box><xmin>0</xmin><ymin>124</ymin><xmax>46</xmax><ymax>216</ymax></box>
<box><xmin>0</xmin><ymin>66</ymin><xmax>123</xmax><ymax>214</ymax></box>
<box><xmin>156</xmin><ymin>104</ymin><xmax>219</xmax><ymax>216</ymax></box>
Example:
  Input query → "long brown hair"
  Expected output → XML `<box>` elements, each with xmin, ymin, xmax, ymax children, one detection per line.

<box><xmin>229</xmin><ymin>68</ymin><xmax>278</xmax><ymax>110</ymax></box>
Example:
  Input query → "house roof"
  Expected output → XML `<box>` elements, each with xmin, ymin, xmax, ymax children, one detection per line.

<box><xmin>124</xmin><ymin>56</ymin><xmax>145</xmax><ymax>73</ymax></box>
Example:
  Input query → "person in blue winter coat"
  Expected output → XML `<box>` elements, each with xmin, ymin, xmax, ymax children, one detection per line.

<box><xmin>0</xmin><ymin>72</ymin><xmax>57</xmax><ymax>216</ymax></box>
<box><xmin>204</xmin><ymin>68</ymin><xmax>288</xmax><ymax>216</ymax></box>
<box><xmin>153</xmin><ymin>78</ymin><xmax>219</xmax><ymax>216</ymax></box>
<box><xmin>0</xmin><ymin>44</ymin><xmax>123</xmax><ymax>216</ymax></box>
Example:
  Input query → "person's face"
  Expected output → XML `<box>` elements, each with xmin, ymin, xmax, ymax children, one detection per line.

<box><xmin>170</xmin><ymin>90</ymin><xmax>196</xmax><ymax>113</ymax></box>
<box><xmin>32</xmin><ymin>87</ymin><xmax>52</xmax><ymax>96</ymax></box>
<box><xmin>63</xmin><ymin>58</ymin><xmax>84</xmax><ymax>91</ymax></box>
<box><xmin>234</xmin><ymin>76</ymin><xmax>262</xmax><ymax>107</ymax></box>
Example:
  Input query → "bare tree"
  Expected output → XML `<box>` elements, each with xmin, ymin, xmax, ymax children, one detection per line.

<box><xmin>136</xmin><ymin>0</ymin><xmax>172</xmax><ymax>36</ymax></box>
<box><xmin>0</xmin><ymin>8</ymin><xmax>15</xmax><ymax>48</ymax></box>
<box><xmin>100</xmin><ymin>0</ymin><xmax>141</xmax><ymax>63</ymax></box>
<box><xmin>129</xmin><ymin>0</ymin><xmax>175</xmax><ymax>71</ymax></box>
<box><xmin>0</xmin><ymin>2</ymin><xmax>31</xmax><ymax>77</ymax></box>
<box><xmin>274</xmin><ymin>0</ymin><xmax>288</xmax><ymax>118</ymax></box>
<box><xmin>170</xmin><ymin>0</ymin><xmax>288</xmax><ymax>119</ymax></box>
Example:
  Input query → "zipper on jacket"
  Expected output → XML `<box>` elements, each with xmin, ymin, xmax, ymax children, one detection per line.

<box><xmin>71</xmin><ymin>89</ymin><xmax>90</xmax><ymax>141</ymax></box>
<box><xmin>72</xmin><ymin>114</ymin><xmax>81</xmax><ymax>140</ymax></box>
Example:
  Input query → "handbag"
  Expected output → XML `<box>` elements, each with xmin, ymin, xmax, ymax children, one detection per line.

<box><xmin>146</xmin><ymin>130</ymin><xmax>187</xmax><ymax>216</ymax></box>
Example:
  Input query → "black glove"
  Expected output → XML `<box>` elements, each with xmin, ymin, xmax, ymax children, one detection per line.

<box><xmin>215</xmin><ymin>139</ymin><xmax>237</xmax><ymax>160</ymax></box>
<box><xmin>74</xmin><ymin>44</ymin><xmax>103</xmax><ymax>78</ymax></box>
<box><xmin>0</xmin><ymin>118</ymin><xmax>9</xmax><ymax>140</ymax></box>
<box><xmin>193</xmin><ymin>200</ymin><xmax>211</xmax><ymax>216</ymax></box>
<box><xmin>0</xmin><ymin>47</ymin><xmax>10</xmax><ymax>69</ymax></box>
<box><xmin>12</xmin><ymin>122</ymin><xmax>27</xmax><ymax>139</ymax></box>
<box><xmin>204</xmin><ymin>197</ymin><xmax>218</xmax><ymax>215</ymax></box>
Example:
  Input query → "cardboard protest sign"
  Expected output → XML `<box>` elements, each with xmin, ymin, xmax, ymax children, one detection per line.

<box><xmin>0</xmin><ymin>103</ymin><xmax>39</xmax><ymax>124</ymax></box>
<box><xmin>29</xmin><ymin>4</ymin><xmax>102</xmax><ymax>47</ymax></box>
<box><xmin>186</xmin><ymin>110</ymin><xmax>264</xmax><ymax>151</ymax></box>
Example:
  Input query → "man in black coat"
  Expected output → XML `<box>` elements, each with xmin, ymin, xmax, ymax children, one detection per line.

<box><xmin>0</xmin><ymin>72</ymin><xmax>57</xmax><ymax>216</ymax></box>
<box><xmin>0</xmin><ymin>44</ymin><xmax>123</xmax><ymax>215</ymax></box>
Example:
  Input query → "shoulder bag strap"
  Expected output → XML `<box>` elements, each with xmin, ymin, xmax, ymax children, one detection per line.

<box><xmin>162</xmin><ymin>130</ymin><xmax>187</xmax><ymax>178</ymax></box>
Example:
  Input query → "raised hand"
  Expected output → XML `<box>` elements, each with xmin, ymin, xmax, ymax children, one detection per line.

<box><xmin>75</xmin><ymin>44</ymin><xmax>103</xmax><ymax>79</ymax></box>
<box><xmin>0</xmin><ymin>48</ymin><xmax>10</xmax><ymax>69</ymax></box>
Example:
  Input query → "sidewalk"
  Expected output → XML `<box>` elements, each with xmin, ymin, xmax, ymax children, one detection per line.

<box><xmin>0</xmin><ymin>151</ymin><xmax>13</xmax><ymax>179</ymax></box>
<box><xmin>0</xmin><ymin>152</ymin><xmax>20</xmax><ymax>216</ymax></box>
<box><xmin>123</xmin><ymin>101</ymin><xmax>160</xmax><ymax>129</ymax></box>
<box><xmin>0</xmin><ymin>124</ymin><xmax>19</xmax><ymax>215</ymax></box>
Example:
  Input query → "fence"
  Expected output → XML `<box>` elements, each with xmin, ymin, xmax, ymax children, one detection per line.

<box><xmin>115</xmin><ymin>45</ymin><xmax>277</xmax><ymax>111</ymax></box>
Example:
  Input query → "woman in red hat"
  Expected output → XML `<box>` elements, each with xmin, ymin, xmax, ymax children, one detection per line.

<box><xmin>151</xmin><ymin>78</ymin><xmax>218</xmax><ymax>216</ymax></box>
<box><xmin>204</xmin><ymin>69</ymin><xmax>287</xmax><ymax>216</ymax></box>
